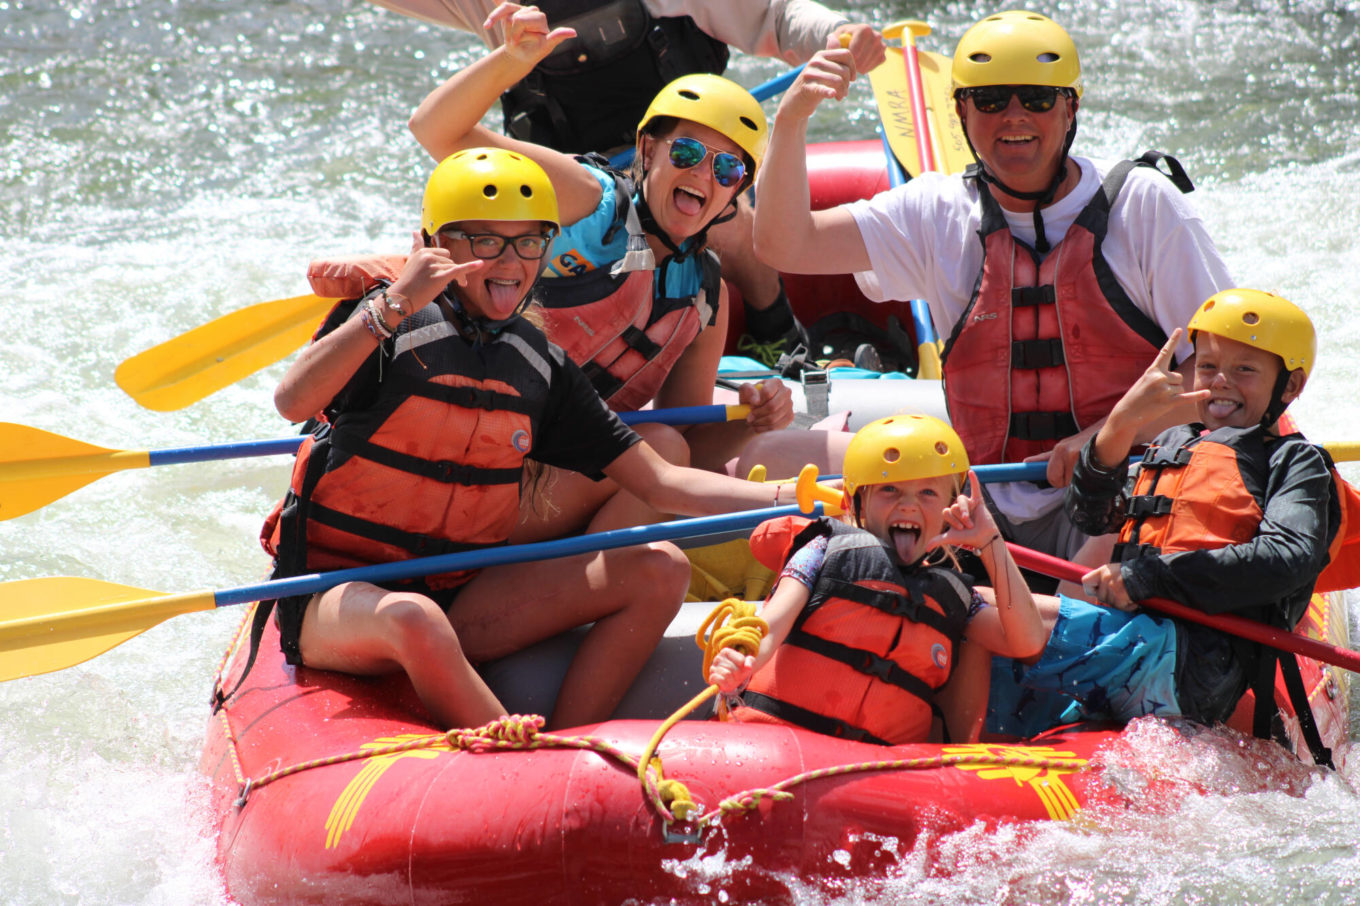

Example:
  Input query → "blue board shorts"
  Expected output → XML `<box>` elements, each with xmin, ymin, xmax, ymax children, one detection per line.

<box><xmin>987</xmin><ymin>594</ymin><xmax>1183</xmax><ymax>738</ymax></box>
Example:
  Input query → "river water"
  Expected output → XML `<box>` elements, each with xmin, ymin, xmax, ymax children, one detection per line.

<box><xmin>2</xmin><ymin>0</ymin><xmax>1359</xmax><ymax>903</ymax></box>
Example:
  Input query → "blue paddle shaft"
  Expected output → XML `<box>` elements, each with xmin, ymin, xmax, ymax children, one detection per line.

<box><xmin>139</xmin><ymin>406</ymin><xmax>739</xmax><ymax>468</ymax></box>
<box><xmin>213</xmin><ymin>504</ymin><xmax>814</xmax><ymax>607</ymax></box>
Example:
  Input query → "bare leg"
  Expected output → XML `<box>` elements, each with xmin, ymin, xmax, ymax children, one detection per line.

<box><xmin>1058</xmin><ymin>533</ymin><xmax>1118</xmax><ymax>600</ymax></box>
<box><xmin>710</xmin><ymin>196</ymin><xmax>807</xmax><ymax>366</ymax></box>
<box><xmin>510</xmin><ymin>422</ymin><xmax>691</xmax><ymax>543</ymax></box>
<box><xmin>708</xmin><ymin>196</ymin><xmax>781</xmax><ymax>312</ymax></box>
<box><xmin>935</xmin><ymin>639</ymin><xmax>994</xmax><ymax>743</ymax></box>
<box><xmin>452</xmin><ymin>542</ymin><xmax>690</xmax><ymax>729</ymax></box>
<box><xmin>298</xmin><ymin>582</ymin><xmax>505</xmax><ymax>730</ymax></box>
<box><xmin>734</xmin><ymin>429</ymin><xmax>853</xmax><ymax>483</ymax></box>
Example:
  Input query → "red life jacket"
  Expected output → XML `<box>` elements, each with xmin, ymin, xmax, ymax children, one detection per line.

<box><xmin>734</xmin><ymin>517</ymin><xmax>972</xmax><ymax>746</ymax></box>
<box><xmin>261</xmin><ymin>300</ymin><xmax>556</xmax><ymax>593</ymax></box>
<box><xmin>536</xmin><ymin>184</ymin><xmax>719</xmax><ymax>412</ymax></box>
<box><xmin>942</xmin><ymin>159</ymin><xmax>1180</xmax><ymax>464</ymax></box>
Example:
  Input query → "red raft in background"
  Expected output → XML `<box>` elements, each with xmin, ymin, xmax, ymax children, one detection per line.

<box><xmin>200</xmin><ymin>141</ymin><xmax>1352</xmax><ymax>904</ymax></box>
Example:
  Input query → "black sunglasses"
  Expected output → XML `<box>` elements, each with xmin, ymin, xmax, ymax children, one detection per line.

<box><xmin>958</xmin><ymin>85</ymin><xmax>1068</xmax><ymax>114</ymax></box>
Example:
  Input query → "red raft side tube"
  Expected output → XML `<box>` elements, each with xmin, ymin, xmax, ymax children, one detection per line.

<box><xmin>724</xmin><ymin>140</ymin><xmax>914</xmax><ymax>353</ymax></box>
<box><xmin>203</xmin><ymin>618</ymin><xmax>1133</xmax><ymax>906</ymax></box>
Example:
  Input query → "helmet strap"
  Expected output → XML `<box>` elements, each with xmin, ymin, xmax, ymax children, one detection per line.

<box><xmin>962</xmin><ymin>106</ymin><xmax>1079</xmax><ymax>254</ymax></box>
<box><xmin>1260</xmin><ymin>365</ymin><xmax>1295</xmax><ymax>431</ymax></box>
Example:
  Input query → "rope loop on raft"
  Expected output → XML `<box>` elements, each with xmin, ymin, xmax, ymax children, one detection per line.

<box><xmin>447</xmin><ymin>713</ymin><xmax>545</xmax><ymax>751</ymax></box>
<box><xmin>633</xmin><ymin>598</ymin><xmax>770</xmax><ymax>826</ymax></box>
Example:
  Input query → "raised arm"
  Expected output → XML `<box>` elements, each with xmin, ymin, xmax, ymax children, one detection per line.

<box><xmin>752</xmin><ymin>44</ymin><xmax>872</xmax><ymax>274</ymax></box>
<box><xmin>275</xmin><ymin>238</ymin><xmax>484</xmax><ymax>422</ymax></box>
<box><xmin>406</xmin><ymin>2</ymin><xmax>602</xmax><ymax>225</ymax></box>
<box><xmin>932</xmin><ymin>472</ymin><xmax>1047</xmax><ymax>659</ymax></box>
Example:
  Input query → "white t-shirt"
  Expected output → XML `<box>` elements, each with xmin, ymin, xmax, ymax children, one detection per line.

<box><xmin>846</xmin><ymin>156</ymin><xmax>1234</xmax><ymax>522</ymax></box>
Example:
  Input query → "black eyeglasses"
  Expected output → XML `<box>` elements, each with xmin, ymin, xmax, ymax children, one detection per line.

<box><xmin>958</xmin><ymin>85</ymin><xmax>1068</xmax><ymax>114</ymax></box>
<box><xmin>439</xmin><ymin>229</ymin><xmax>555</xmax><ymax>260</ymax></box>
<box><xmin>664</xmin><ymin>136</ymin><xmax>747</xmax><ymax>188</ymax></box>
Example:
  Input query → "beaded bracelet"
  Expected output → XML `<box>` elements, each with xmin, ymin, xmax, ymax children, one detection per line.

<box><xmin>360</xmin><ymin>298</ymin><xmax>394</xmax><ymax>341</ymax></box>
<box><xmin>381</xmin><ymin>286</ymin><xmax>408</xmax><ymax>319</ymax></box>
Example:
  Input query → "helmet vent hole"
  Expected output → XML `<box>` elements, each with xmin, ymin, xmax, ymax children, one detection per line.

<box><xmin>678</xmin><ymin>89</ymin><xmax>700</xmax><ymax>101</ymax></box>
<box><xmin>883</xmin><ymin>448</ymin><xmax>901</xmax><ymax>464</ymax></box>
<box><xmin>969</xmin><ymin>52</ymin><xmax>992</xmax><ymax>63</ymax></box>
<box><xmin>1037</xmin><ymin>52</ymin><xmax>1060</xmax><ymax>62</ymax></box>
<box><xmin>519</xmin><ymin>184</ymin><xmax>533</xmax><ymax>199</ymax></box>
<box><xmin>739</xmin><ymin>115</ymin><xmax>758</xmax><ymax>132</ymax></box>
<box><xmin>1242</xmin><ymin>312</ymin><xmax>1260</xmax><ymax>325</ymax></box>
<box><xmin>482</xmin><ymin>184</ymin><xmax>497</xmax><ymax>199</ymax></box>
<box><xmin>934</xmin><ymin>441</ymin><xmax>950</xmax><ymax>456</ymax></box>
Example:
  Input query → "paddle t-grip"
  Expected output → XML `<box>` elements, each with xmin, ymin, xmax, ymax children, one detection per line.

<box><xmin>794</xmin><ymin>464</ymin><xmax>844</xmax><ymax>516</ymax></box>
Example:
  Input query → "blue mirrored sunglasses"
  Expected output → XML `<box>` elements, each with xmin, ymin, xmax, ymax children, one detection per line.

<box><xmin>664</xmin><ymin>136</ymin><xmax>747</xmax><ymax>188</ymax></box>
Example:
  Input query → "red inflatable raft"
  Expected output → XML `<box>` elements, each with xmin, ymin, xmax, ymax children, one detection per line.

<box><xmin>200</xmin><ymin>585</ymin><xmax>1348</xmax><ymax>905</ymax></box>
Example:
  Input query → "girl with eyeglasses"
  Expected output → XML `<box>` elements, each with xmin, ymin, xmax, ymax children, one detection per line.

<box><xmin>407</xmin><ymin>1</ymin><xmax>795</xmax><ymax>544</ymax></box>
<box><xmin>262</xmin><ymin>148</ymin><xmax>806</xmax><ymax>732</ymax></box>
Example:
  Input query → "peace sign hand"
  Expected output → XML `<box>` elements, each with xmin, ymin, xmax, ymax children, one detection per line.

<box><xmin>926</xmin><ymin>471</ymin><xmax>999</xmax><ymax>553</ymax></box>
<box><xmin>486</xmin><ymin>3</ymin><xmax>577</xmax><ymax>64</ymax></box>
<box><xmin>1107</xmin><ymin>328</ymin><xmax>1211</xmax><ymax>432</ymax></box>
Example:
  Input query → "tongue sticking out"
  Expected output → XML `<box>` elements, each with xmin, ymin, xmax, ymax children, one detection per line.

<box><xmin>673</xmin><ymin>188</ymin><xmax>704</xmax><ymax>217</ymax></box>
<box><xmin>486</xmin><ymin>279</ymin><xmax>523</xmax><ymax>315</ymax></box>
<box><xmin>889</xmin><ymin>527</ymin><xmax>921</xmax><ymax>564</ymax></box>
<box><xmin>1206</xmin><ymin>399</ymin><xmax>1240</xmax><ymax>421</ymax></box>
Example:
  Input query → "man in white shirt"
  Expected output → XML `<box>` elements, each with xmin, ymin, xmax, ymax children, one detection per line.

<box><xmin>752</xmin><ymin>10</ymin><xmax>1232</xmax><ymax>562</ymax></box>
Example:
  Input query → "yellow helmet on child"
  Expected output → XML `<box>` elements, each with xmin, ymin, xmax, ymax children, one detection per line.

<box><xmin>1187</xmin><ymin>288</ymin><xmax>1315</xmax><ymax>377</ymax></box>
<box><xmin>842</xmin><ymin>415</ymin><xmax>970</xmax><ymax>507</ymax></box>
<box><xmin>636</xmin><ymin>73</ymin><xmax>769</xmax><ymax>171</ymax></box>
<box><xmin>421</xmin><ymin>148</ymin><xmax>559</xmax><ymax>236</ymax></box>
<box><xmin>952</xmin><ymin>10</ymin><xmax>1083</xmax><ymax>97</ymax></box>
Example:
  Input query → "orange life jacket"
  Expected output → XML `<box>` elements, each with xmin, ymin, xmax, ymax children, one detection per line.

<box><xmin>261</xmin><ymin>300</ymin><xmax>555</xmax><ymax>592</ymax></box>
<box><xmin>1113</xmin><ymin>429</ymin><xmax>1266</xmax><ymax>563</ymax></box>
<box><xmin>734</xmin><ymin>517</ymin><xmax>972</xmax><ymax>746</ymax></box>
<box><xmin>942</xmin><ymin>159</ymin><xmax>1176</xmax><ymax>464</ymax></box>
<box><xmin>536</xmin><ymin>185</ymin><xmax>719</xmax><ymax>412</ymax></box>
<box><xmin>1314</xmin><ymin>460</ymin><xmax>1360</xmax><ymax>593</ymax></box>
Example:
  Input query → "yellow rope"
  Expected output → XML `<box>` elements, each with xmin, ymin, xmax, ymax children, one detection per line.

<box><xmin>703</xmin><ymin>751</ymin><xmax>1090</xmax><ymax>823</ymax></box>
<box><xmin>633</xmin><ymin>598</ymin><xmax>769</xmax><ymax>823</ymax></box>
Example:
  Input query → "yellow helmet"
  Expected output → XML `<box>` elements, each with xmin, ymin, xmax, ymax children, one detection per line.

<box><xmin>421</xmin><ymin>148</ymin><xmax>559</xmax><ymax>236</ymax></box>
<box><xmin>952</xmin><ymin>10</ymin><xmax>1083</xmax><ymax>97</ymax></box>
<box><xmin>637</xmin><ymin>74</ymin><xmax>769</xmax><ymax>172</ymax></box>
<box><xmin>842</xmin><ymin>415</ymin><xmax>970</xmax><ymax>505</ymax></box>
<box><xmin>1187</xmin><ymin>288</ymin><xmax>1316</xmax><ymax>377</ymax></box>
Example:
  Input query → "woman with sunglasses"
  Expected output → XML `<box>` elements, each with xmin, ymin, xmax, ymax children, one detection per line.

<box><xmin>263</xmin><ymin>147</ymin><xmax>804</xmax><ymax>732</ymax></box>
<box><xmin>408</xmin><ymin>1</ymin><xmax>794</xmax><ymax>542</ymax></box>
<box><xmin>749</xmin><ymin>9</ymin><xmax>1234</xmax><ymax>567</ymax></box>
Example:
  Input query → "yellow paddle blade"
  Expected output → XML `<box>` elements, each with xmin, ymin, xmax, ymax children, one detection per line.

<box><xmin>115</xmin><ymin>292</ymin><xmax>339</xmax><ymax>411</ymax></box>
<box><xmin>1326</xmin><ymin>441</ymin><xmax>1360</xmax><ymax>462</ymax></box>
<box><xmin>0</xmin><ymin>423</ymin><xmax>151</xmax><ymax>520</ymax></box>
<box><xmin>0</xmin><ymin>577</ymin><xmax>215</xmax><ymax>682</ymax></box>
<box><xmin>868</xmin><ymin>46</ymin><xmax>974</xmax><ymax>176</ymax></box>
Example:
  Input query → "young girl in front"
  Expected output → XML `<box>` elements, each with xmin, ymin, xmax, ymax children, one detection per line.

<box><xmin>708</xmin><ymin>415</ymin><xmax>1047</xmax><ymax>744</ymax></box>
